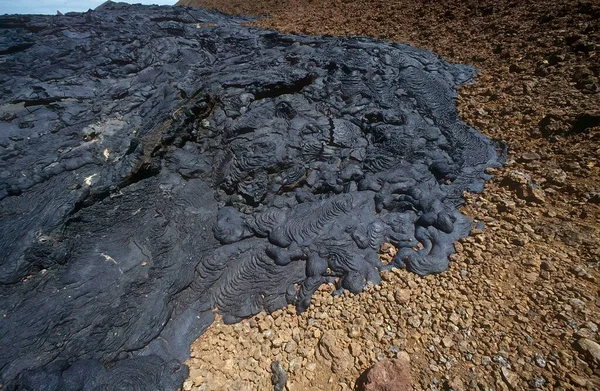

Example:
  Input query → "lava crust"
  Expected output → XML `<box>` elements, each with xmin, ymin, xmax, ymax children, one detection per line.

<box><xmin>0</xmin><ymin>2</ymin><xmax>503</xmax><ymax>390</ymax></box>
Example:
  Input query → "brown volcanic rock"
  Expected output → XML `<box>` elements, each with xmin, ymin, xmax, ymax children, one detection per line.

<box><xmin>361</xmin><ymin>354</ymin><xmax>413</xmax><ymax>391</ymax></box>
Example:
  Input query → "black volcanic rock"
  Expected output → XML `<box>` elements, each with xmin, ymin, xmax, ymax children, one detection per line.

<box><xmin>0</xmin><ymin>3</ymin><xmax>503</xmax><ymax>390</ymax></box>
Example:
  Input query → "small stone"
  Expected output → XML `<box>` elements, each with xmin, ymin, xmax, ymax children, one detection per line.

<box><xmin>559</xmin><ymin>350</ymin><xmax>573</xmax><ymax>366</ymax></box>
<box><xmin>501</xmin><ymin>367</ymin><xmax>519</xmax><ymax>389</ymax></box>
<box><xmin>569</xmin><ymin>298</ymin><xmax>586</xmax><ymax>309</ymax></box>
<box><xmin>521</xmin><ymin>152</ymin><xmax>541</xmax><ymax>162</ymax></box>
<box><xmin>319</xmin><ymin>331</ymin><xmax>354</xmax><ymax>374</ymax></box>
<box><xmin>569</xmin><ymin>373</ymin><xmax>589</xmax><ymax>387</ymax></box>
<box><xmin>448</xmin><ymin>313</ymin><xmax>460</xmax><ymax>325</ymax></box>
<box><xmin>498</xmin><ymin>199</ymin><xmax>516</xmax><ymax>212</ymax></box>
<box><xmin>291</xmin><ymin>327</ymin><xmax>301</xmax><ymax>342</ymax></box>
<box><xmin>315</xmin><ymin>311</ymin><xmax>328</xmax><ymax>319</ymax></box>
<box><xmin>442</xmin><ymin>336</ymin><xmax>454</xmax><ymax>348</ymax></box>
<box><xmin>504</xmin><ymin>170</ymin><xmax>530</xmax><ymax>186</ymax></box>
<box><xmin>272</xmin><ymin>337</ymin><xmax>285</xmax><ymax>347</ymax></box>
<box><xmin>557</xmin><ymin>312</ymin><xmax>573</xmax><ymax>323</ymax></box>
<box><xmin>533</xmin><ymin>353</ymin><xmax>546</xmax><ymax>368</ymax></box>
<box><xmin>570</xmin><ymin>265</ymin><xmax>588</xmax><ymax>277</ymax></box>
<box><xmin>408</xmin><ymin>315</ymin><xmax>421</xmax><ymax>328</ymax></box>
<box><xmin>182</xmin><ymin>379</ymin><xmax>193</xmax><ymax>391</ymax></box>
<box><xmin>524</xmin><ymin>271</ymin><xmax>539</xmax><ymax>282</ymax></box>
<box><xmin>258</xmin><ymin>319</ymin><xmax>271</xmax><ymax>332</ymax></box>
<box><xmin>509</xmin><ymin>63</ymin><xmax>525</xmax><ymax>73</ymax></box>
<box><xmin>576</xmin><ymin>338</ymin><xmax>600</xmax><ymax>365</ymax></box>
<box><xmin>493</xmin><ymin>354</ymin><xmax>508</xmax><ymax>367</ymax></box>
<box><xmin>271</xmin><ymin>360</ymin><xmax>287</xmax><ymax>391</ymax></box>
<box><xmin>522</xmin><ymin>184</ymin><xmax>545</xmax><ymax>203</ymax></box>
<box><xmin>587</xmin><ymin>192</ymin><xmax>600</xmax><ymax>204</ymax></box>
<box><xmin>523</xmin><ymin>257</ymin><xmax>541</xmax><ymax>268</ymax></box>
<box><xmin>350</xmin><ymin>342</ymin><xmax>362</xmax><ymax>357</ymax></box>
<box><xmin>529</xmin><ymin>377</ymin><xmax>546</xmax><ymax>389</ymax></box>
<box><xmin>288</xmin><ymin>357</ymin><xmax>301</xmax><ymax>374</ymax></box>
<box><xmin>349</xmin><ymin>324</ymin><xmax>362</xmax><ymax>338</ymax></box>
<box><xmin>394</xmin><ymin>289</ymin><xmax>411</xmax><ymax>304</ymax></box>
<box><xmin>193</xmin><ymin>376</ymin><xmax>204</xmax><ymax>386</ymax></box>
<box><xmin>540</xmin><ymin>261</ymin><xmax>555</xmax><ymax>272</ymax></box>
<box><xmin>547</xmin><ymin>53</ymin><xmax>565</xmax><ymax>64</ymax></box>
<box><xmin>448</xmin><ymin>377</ymin><xmax>464</xmax><ymax>390</ymax></box>
<box><xmin>546</xmin><ymin>168</ymin><xmax>567</xmax><ymax>186</ymax></box>
<box><xmin>522</xmin><ymin>81</ymin><xmax>534</xmax><ymax>94</ymax></box>
<box><xmin>285</xmin><ymin>340</ymin><xmax>298</xmax><ymax>354</ymax></box>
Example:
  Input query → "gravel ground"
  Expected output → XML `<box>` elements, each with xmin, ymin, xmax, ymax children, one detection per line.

<box><xmin>175</xmin><ymin>0</ymin><xmax>600</xmax><ymax>389</ymax></box>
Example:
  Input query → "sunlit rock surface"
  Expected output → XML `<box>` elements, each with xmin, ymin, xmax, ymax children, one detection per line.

<box><xmin>0</xmin><ymin>3</ymin><xmax>503</xmax><ymax>389</ymax></box>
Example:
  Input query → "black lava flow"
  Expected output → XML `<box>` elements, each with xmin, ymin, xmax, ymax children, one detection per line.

<box><xmin>0</xmin><ymin>2</ymin><xmax>504</xmax><ymax>390</ymax></box>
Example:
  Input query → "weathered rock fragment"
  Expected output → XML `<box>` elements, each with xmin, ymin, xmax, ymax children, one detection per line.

<box><xmin>360</xmin><ymin>354</ymin><xmax>413</xmax><ymax>391</ymax></box>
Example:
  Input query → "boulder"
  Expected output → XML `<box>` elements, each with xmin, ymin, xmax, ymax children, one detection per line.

<box><xmin>361</xmin><ymin>354</ymin><xmax>413</xmax><ymax>391</ymax></box>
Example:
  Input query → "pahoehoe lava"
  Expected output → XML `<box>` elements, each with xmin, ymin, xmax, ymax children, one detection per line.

<box><xmin>0</xmin><ymin>2</ymin><xmax>504</xmax><ymax>390</ymax></box>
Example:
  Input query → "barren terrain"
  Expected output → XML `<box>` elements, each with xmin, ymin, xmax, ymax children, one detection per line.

<box><xmin>176</xmin><ymin>0</ymin><xmax>600</xmax><ymax>389</ymax></box>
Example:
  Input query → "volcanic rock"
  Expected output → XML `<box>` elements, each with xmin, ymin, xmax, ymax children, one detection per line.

<box><xmin>0</xmin><ymin>2</ymin><xmax>502</xmax><ymax>389</ymax></box>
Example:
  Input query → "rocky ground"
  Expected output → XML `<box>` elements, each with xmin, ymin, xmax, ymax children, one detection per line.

<box><xmin>175</xmin><ymin>0</ymin><xmax>600</xmax><ymax>389</ymax></box>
